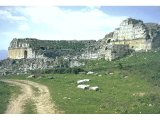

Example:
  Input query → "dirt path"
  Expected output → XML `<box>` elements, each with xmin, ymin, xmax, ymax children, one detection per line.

<box><xmin>0</xmin><ymin>80</ymin><xmax>33</xmax><ymax>114</ymax></box>
<box><xmin>1</xmin><ymin>80</ymin><xmax>59</xmax><ymax>114</ymax></box>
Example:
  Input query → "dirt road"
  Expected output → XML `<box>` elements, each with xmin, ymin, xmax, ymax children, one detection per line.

<box><xmin>1</xmin><ymin>80</ymin><xmax>59</xmax><ymax>114</ymax></box>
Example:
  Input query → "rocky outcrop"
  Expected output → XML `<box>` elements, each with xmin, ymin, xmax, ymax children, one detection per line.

<box><xmin>101</xmin><ymin>18</ymin><xmax>160</xmax><ymax>51</ymax></box>
<box><xmin>97</xmin><ymin>18</ymin><xmax>160</xmax><ymax>61</ymax></box>
<box><xmin>1</xmin><ymin>18</ymin><xmax>160</xmax><ymax>76</ymax></box>
<box><xmin>0</xmin><ymin>58</ymin><xmax>86</xmax><ymax>76</ymax></box>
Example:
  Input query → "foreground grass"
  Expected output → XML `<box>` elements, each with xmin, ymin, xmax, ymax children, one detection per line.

<box><xmin>0</xmin><ymin>81</ymin><xmax>20</xmax><ymax>113</ymax></box>
<box><xmin>23</xmin><ymin>100</ymin><xmax>37</xmax><ymax>114</ymax></box>
<box><xmin>2</xmin><ymin>50</ymin><xmax>160</xmax><ymax>114</ymax></box>
<box><xmin>4</xmin><ymin>72</ymin><xmax>160</xmax><ymax>114</ymax></box>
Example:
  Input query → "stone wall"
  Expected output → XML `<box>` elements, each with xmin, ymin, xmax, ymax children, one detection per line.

<box><xmin>8</xmin><ymin>48</ymin><xmax>27</xmax><ymax>59</ymax></box>
<box><xmin>7</xmin><ymin>18</ymin><xmax>160</xmax><ymax>62</ymax></box>
<box><xmin>8</xmin><ymin>48</ymin><xmax>37</xmax><ymax>59</ymax></box>
<box><xmin>105</xmin><ymin>44</ymin><xmax>129</xmax><ymax>61</ymax></box>
<box><xmin>112</xmin><ymin>39</ymin><xmax>151</xmax><ymax>51</ymax></box>
<box><xmin>8</xmin><ymin>38</ymin><xmax>97</xmax><ymax>60</ymax></box>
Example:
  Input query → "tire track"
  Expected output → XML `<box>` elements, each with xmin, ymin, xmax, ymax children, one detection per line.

<box><xmin>0</xmin><ymin>80</ymin><xmax>33</xmax><ymax>114</ymax></box>
<box><xmin>1</xmin><ymin>80</ymin><xmax>60</xmax><ymax>114</ymax></box>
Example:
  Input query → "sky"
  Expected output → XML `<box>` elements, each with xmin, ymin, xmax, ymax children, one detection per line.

<box><xmin>0</xmin><ymin>6</ymin><xmax>160</xmax><ymax>50</ymax></box>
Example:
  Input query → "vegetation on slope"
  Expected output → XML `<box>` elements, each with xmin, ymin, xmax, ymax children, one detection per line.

<box><xmin>2</xmin><ymin>49</ymin><xmax>160</xmax><ymax>114</ymax></box>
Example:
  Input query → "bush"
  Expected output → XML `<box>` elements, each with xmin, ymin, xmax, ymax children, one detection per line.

<box><xmin>30</xmin><ymin>67</ymin><xmax>85</xmax><ymax>74</ymax></box>
<box><xmin>118</xmin><ymin>63</ymin><xmax>123</xmax><ymax>69</ymax></box>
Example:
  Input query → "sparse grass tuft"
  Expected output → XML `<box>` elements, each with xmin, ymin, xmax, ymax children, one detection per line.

<box><xmin>23</xmin><ymin>100</ymin><xmax>37</xmax><ymax>114</ymax></box>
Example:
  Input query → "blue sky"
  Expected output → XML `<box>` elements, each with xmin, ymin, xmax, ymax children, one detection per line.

<box><xmin>0</xmin><ymin>6</ymin><xmax>160</xmax><ymax>50</ymax></box>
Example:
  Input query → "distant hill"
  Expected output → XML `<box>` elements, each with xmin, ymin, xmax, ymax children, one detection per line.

<box><xmin>0</xmin><ymin>50</ymin><xmax>7</xmax><ymax>60</ymax></box>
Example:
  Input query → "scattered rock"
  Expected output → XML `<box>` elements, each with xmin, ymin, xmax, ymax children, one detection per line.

<box><xmin>77</xmin><ymin>85</ymin><xmax>90</xmax><ymax>90</ymax></box>
<box><xmin>124</xmin><ymin>76</ymin><xmax>128</xmax><ymax>78</ymax></box>
<box><xmin>17</xmin><ymin>73</ymin><xmax>20</xmax><ymax>75</ymax></box>
<box><xmin>77</xmin><ymin>79</ymin><xmax>90</xmax><ymax>84</ymax></box>
<box><xmin>63</xmin><ymin>97</ymin><xmax>67</xmax><ymax>100</ymax></box>
<box><xmin>27</xmin><ymin>75</ymin><xmax>35</xmax><ymax>78</ymax></box>
<box><xmin>87</xmin><ymin>71</ymin><xmax>94</xmax><ymax>75</ymax></box>
<box><xmin>133</xmin><ymin>92</ymin><xmax>145</xmax><ymax>96</ymax></box>
<box><xmin>89</xmin><ymin>86</ymin><xmax>99</xmax><ymax>91</ymax></box>
<box><xmin>109</xmin><ymin>72</ymin><xmax>113</xmax><ymax>75</ymax></box>
<box><xmin>148</xmin><ymin>104</ymin><xmax>152</xmax><ymax>107</ymax></box>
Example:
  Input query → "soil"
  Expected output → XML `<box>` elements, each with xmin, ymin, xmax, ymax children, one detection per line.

<box><xmin>1</xmin><ymin>80</ymin><xmax>60</xmax><ymax>114</ymax></box>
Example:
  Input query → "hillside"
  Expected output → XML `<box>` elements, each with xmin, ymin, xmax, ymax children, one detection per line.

<box><xmin>2</xmin><ymin>49</ymin><xmax>160</xmax><ymax>113</ymax></box>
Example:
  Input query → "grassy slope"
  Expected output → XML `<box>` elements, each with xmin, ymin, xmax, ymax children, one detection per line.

<box><xmin>2</xmin><ymin>50</ymin><xmax>160</xmax><ymax>114</ymax></box>
<box><xmin>0</xmin><ymin>81</ymin><xmax>20</xmax><ymax>113</ymax></box>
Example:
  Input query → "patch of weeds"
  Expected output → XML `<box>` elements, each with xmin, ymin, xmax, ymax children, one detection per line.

<box><xmin>23</xmin><ymin>99</ymin><xmax>37</xmax><ymax>114</ymax></box>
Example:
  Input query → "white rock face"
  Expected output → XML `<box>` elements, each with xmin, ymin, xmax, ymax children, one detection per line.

<box><xmin>99</xmin><ymin>18</ymin><xmax>160</xmax><ymax>61</ymax></box>
<box><xmin>113</xmin><ymin>18</ymin><xmax>146</xmax><ymax>40</ymax></box>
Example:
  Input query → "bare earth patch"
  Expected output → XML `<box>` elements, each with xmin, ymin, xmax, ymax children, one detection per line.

<box><xmin>133</xmin><ymin>92</ymin><xmax>145</xmax><ymax>97</ymax></box>
<box><xmin>1</xmin><ymin>80</ymin><xmax>61</xmax><ymax>114</ymax></box>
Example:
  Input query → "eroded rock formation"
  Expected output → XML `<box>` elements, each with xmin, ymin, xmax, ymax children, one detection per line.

<box><xmin>99</xmin><ymin>18</ymin><xmax>160</xmax><ymax>60</ymax></box>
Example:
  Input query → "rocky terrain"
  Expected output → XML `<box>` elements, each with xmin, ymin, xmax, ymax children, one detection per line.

<box><xmin>1</xmin><ymin>18</ymin><xmax>160</xmax><ymax>76</ymax></box>
<box><xmin>0</xmin><ymin>58</ymin><xmax>86</xmax><ymax>76</ymax></box>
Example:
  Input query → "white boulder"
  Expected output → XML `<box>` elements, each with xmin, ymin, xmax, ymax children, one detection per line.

<box><xmin>87</xmin><ymin>71</ymin><xmax>94</xmax><ymax>75</ymax></box>
<box><xmin>89</xmin><ymin>86</ymin><xmax>99</xmax><ymax>91</ymax></box>
<box><xmin>77</xmin><ymin>85</ymin><xmax>90</xmax><ymax>90</ymax></box>
<box><xmin>77</xmin><ymin>79</ymin><xmax>90</xmax><ymax>84</ymax></box>
<box><xmin>27</xmin><ymin>75</ymin><xmax>35</xmax><ymax>78</ymax></box>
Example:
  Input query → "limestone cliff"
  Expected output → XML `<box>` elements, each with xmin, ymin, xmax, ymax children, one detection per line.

<box><xmin>101</xmin><ymin>18</ymin><xmax>160</xmax><ymax>51</ymax></box>
<box><xmin>98</xmin><ymin>18</ymin><xmax>160</xmax><ymax>60</ymax></box>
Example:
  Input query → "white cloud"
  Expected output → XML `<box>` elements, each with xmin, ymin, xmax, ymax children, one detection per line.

<box><xmin>18</xmin><ymin>24</ymin><xmax>30</xmax><ymax>31</ymax></box>
<box><xmin>1</xmin><ymin>7</ymin><xmax>128</xmax><ymax>40</ymax></box>
<box><xmin>0</xmin><ymin>7</ymin><xmax>129</xmax><ymax>50</ymax></box>
<box><xmin>0</xmin><ymin>9</ymin><xmax>27</xmax><ymax>21</ymax></box>
<box><xmin>18</xmin><ymin>7</ymin><xmax>127</xmax><ymax>40</ymax></box>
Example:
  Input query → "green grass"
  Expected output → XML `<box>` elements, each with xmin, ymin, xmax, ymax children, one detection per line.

<box><xmin>4</xmin><ymin>73</ymin><xmax>160</xmax><ymax>113</ymax></box>
<box><xmin>23</xmin><ymin>100</ymin><xmax>37</xmax><ymax>114</ymax></box>
<box><xmin>0</xmin><ymin>81</ymin><xmax>20</xmax><ymax>113</ymax></box>
<box><xmin>2</xmin><ymin>50</ymin><xmax>160</xmax><ymax>114</ymax></box>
